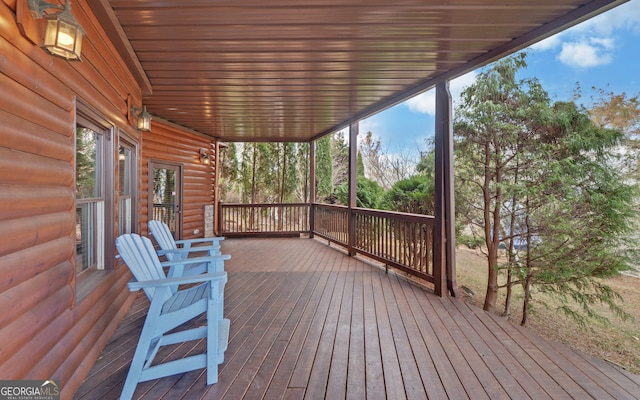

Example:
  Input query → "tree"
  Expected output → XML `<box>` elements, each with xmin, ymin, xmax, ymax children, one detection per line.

<box><xmin>359</xmin><ymin>131</ymin><xmax>414</xmax><ymax>189</ymax></box>
<box><xmin>587</xmin><ymin>87</ymin><xmax>640</xmax><ymax>182</ymax></box>
<box><xmin>513</xmin><ymin>101</ymin><xmax>637</xmax><ymax>326</ymax></box>
<box><xmin>381</xmin><ymin>144</ymin><xmax>437</xmax><ymax>215</ymax></box>
<box><xmin>335</xmin><ymin>177</ymin><xmax>385</xmax><ymax>209</ymax></box>
<box><xmin>275</xmin><ymin>142</ymin><xmax>298</xmax><ymax>203</ymax></box>
<box><xmin>75</xmin><ymin>127</ymin><xmax>97</xmax><ymax>198</ymax></box>
<box><xmin>296</xmin><ymin>142</ymin><xmax>310</xmax><ymax>202</ymax></box>
<box><xmin>455</xmin><ymin>53</ymin><xmax>638</xmax><ymax>325</ymax></box>
<box><xmin>316</xmin><ymin>135</ymin><xmax>334</xmax><ymax>201</ymax></box>
<box><xmin>588</xmin><ymin>88</ymin><xmax>640</xmax><ymax>137</ymax></box>
<box><xmin>219</xmin><ymin>142</ymin><xmax>239</xmax><ymax>201</ymax></box>
<box><xmin>382</xmin><ymin>174</ymin><xmax>435</xmax><ymax>215</ymax></box>
<box><xmin>455</xmin><ymin>52</ymin><xmax>550</xmax><ymax>312</ymax></box>
<box><xmin>331</xmin><ymin>131</ymin><xmax>350</xmax><ymax>188</ymax></box>
<box><xmin>237</xmin><ymin>142</ymin><xmax>304</xmax><ymax>204</ymax></box>
<box><xmin>239</xmin><ymin>143</ymin><xmax>278</xmax><ymax>203</ymax></box>
<box><xmin>356</xmin><ymin>152</ymin><xmax>365</xmax><ymax>178</ymax></box>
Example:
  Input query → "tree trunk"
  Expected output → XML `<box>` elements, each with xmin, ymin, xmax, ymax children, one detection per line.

<box><xmin>521</xmin><ymin>274</ymin><xmax>533</xmax><ymax>326</ymax></box>
<box><xmin>521</xmin><ymin>197</ymin><xmax>534</xmax><ymax>326</ymax></box>
<box><xmin>484</xmin><ymin>245</ymin><xmax>499</xmax><ymax>311</ymax></box>
<box><xmin>483</xmin><ymin>138</ymin><xmax>501</xmax><ymax>311</ymax></box>
<box><xmin>503</xmin><ymin>267</ymin><xmax>512</xmax><ymax>317</ymax></box>
<box><xmin>503</xmin><ymin>178</ymin><xmax>519</xmax><ymax>317</ymax></box>
<box><xmin>250</xmin><ymin>145</ymin><xmax>257</xmax><ymax>229</ymax></box>
<box><xmin>278</xmin><ymin>145</ymin><xmax>287</xmax><ymax>230</ymax></box>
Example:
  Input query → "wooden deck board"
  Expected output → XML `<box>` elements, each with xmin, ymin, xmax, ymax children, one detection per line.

<box><xmin>74</xmin><ymin>237</ymin><xmax>640</xmax><ymax>400</ymax></box>
<box><xmin>362</xmin><ymin>271</ymin><xmax>386</xmax><ymax>400</ymax></box>
<box><xmin>370</xmin><ymin>267</ymin><xmax>408</xmax><ymax>400</ymax></box>
<box><xmin>346</xmin><ymin>271</ymin><xmax>366</xmax><ymax>400</ymax></box>
<box><xmin>381</xmin><ymin>273</ymin><xmax>427</xmax><ymax>400</ymax></box>
<box><xmin>404</xmin><ymin>278</ymin><xmax>486</xmax><ymax>400</ymax></box>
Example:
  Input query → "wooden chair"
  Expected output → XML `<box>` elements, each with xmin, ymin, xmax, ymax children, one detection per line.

<box><xmin>116</xmin><ymin>233</ymin><xmax>230</xmax><ymax>400</ymax></box>
<box><xmin>148</xmin><ymin>220</ymin><xmax>226</xmax><ymax>277</ymax></box>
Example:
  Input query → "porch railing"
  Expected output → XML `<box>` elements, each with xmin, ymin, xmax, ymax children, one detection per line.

<box><xmin>313</xmin><ymin>204</ymin><xmax>435</xmax><ymax>283</ymax></box>
<box><xmin>218</xmin><ymin>202</ymin><xmax>435</xmax><ymax>284</ymax></box>
<box><xmin>153</xmin><ymin>203</ymin><xmax>175</xmax><ymax>227</ymax></box>
<box><xmin>219</xmin><ymin>203</ymin><xmax>310</xmax><ymax>236</ymax></box>
<box><xmin>311</xmin><ymin>203</ymin><xmax>349</xmax><ymax>246</ymax></box>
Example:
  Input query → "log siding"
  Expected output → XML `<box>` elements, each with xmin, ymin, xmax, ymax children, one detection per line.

<box><xmin>1</xmin><ymin>2</ymin><xmax>219</xmax><ymax>397</ymax></box>
<box><xmin>141</xmin><ymin>120</ymin><xmax>217</xmax><ymax>239</ymax></box>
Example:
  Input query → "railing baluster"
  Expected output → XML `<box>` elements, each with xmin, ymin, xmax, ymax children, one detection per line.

<box><xmin>219</xmin><ymin>203</ymin><xmax>434</xmax><ymax>285</ymax></box>
<box><xmin>314</xmin><ymin>205</ymin><xmax>436</xmax><ymax>284</ymax></box>
<box><xmin>219</xmin><ymin>203</ymin><xmax>310</xmax><ymax>236</ymax></box>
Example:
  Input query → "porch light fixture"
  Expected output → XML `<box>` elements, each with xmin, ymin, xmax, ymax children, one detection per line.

<box><xmin>199</xmin><ymin>148</ymin><xmax>211</xmax><ymax>165</ymax></box>
<box><xmin>28</xmin><ymin>0</ymin><xmax>85</xmax><ymax>61</ymax></box>
<box><xmin>131</xmin><ymin>106</ymin><xmax>152</xmax><ymax>131</ymax></box>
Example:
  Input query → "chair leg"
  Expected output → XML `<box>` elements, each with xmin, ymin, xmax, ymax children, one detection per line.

<box><xmin>121</xmin><ymin>300</ymin><xmax>165</xmax><ymax>400</ymax></box>
<box><xmin>121</xmin><ymin>331</ymin><xmax>154</xmax><ymax>400</ymax></box>
<box><xmin>206</xmin><ymin>282</ymin><xmax>220</xmax><ymax>385</ymax></box>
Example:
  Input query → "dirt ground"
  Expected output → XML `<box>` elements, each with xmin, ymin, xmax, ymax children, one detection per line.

<box><xmin>455</xmin><ymin>247</ymin><xmax>640</xmax><ymax>374</ymax></box>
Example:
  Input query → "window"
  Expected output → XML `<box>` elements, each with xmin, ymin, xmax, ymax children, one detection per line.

<box><xmin>75</xmin><ymin>105</ymin><xmax>114</xmax><ymax>279</ymax></box>
<box><xmin>119</xmin><ymin>139</ymin><xmax>137</xmax><ymax>235</ymax></box>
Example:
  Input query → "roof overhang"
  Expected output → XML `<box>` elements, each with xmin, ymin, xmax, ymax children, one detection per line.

<box><xmin>94</xmin><ymin>0</ymin><xmax>629</xmax><ymax>142</ymax></box>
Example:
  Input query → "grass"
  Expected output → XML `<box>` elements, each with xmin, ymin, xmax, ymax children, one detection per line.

<box><xmin>455</xmin><ymin>246</ymin><xmax>640</xmax><ymax>374</ymax></box>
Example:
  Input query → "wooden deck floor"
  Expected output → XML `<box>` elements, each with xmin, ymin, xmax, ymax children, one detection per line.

<box><xmin>75</xmin><ymin>237</ymin><xmax>640</xmax><ymax>400</ymax></box>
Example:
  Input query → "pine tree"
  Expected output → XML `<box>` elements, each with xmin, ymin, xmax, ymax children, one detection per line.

<box><xmin>455</xmin><ymin>53</ymin><xmax>638</xmax><ymax>325</ymax></box>
<box><xmin>219</xmin><ymin>142</ymin><xmax>239</xmax><ymax>201</ymax></box>
<box><xmin>316</xmin><ymin>135</ymin><xmax>334</xmax><ymax>201</ymax></box>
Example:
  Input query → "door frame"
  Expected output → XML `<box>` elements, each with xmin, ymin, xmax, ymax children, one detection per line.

<box><xmin>148</xmin><ymin>160</ymin><xmax>184</xmax><ymax>240</ymax></box>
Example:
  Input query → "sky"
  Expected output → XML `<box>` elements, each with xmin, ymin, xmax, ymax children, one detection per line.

<box><xmin>358</xmin><ymin>0</ymin><xmax>640</xmax><ymax>162</ymax></box>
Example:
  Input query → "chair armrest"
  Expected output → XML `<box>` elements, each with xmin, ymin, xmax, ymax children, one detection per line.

<box><xmin>157</xmin><ymin>245</ymin><xmax>222</xmax><ymax>256</ymax></box>
<box><xmin>128</xmin><ymin>271</ymin><xmax>227</xmax><ymax>291</ymax></box>
<box><xmin>175</xmin><ymin>237</ymin><xmax>225</xmax><ymax>247</ymax></box>
<box><xmin>160</xmin><ymin>254</ymin><xmax>230</xmax><ymax>269</ymax></box>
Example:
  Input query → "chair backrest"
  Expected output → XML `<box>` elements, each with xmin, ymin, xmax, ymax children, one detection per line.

<box><xmin>148</xmin><ymin>220</ymin><xmax>178</xmax><ymax>257</ymax></box>
<box><xmin>116</xmin><ymin>233</ymin><xmax>168</xmax><ymax>300</ymax></box>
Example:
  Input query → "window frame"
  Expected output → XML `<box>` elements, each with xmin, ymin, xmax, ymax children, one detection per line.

<box><xmin>118</xmin><ymin>134</ymin><xmax>139</xmax><ymax>236</ymax></box>
<box><xmin>75</xmin><ymin>102</ymin><xmax>116</xmax><ymax>301</ymax></box>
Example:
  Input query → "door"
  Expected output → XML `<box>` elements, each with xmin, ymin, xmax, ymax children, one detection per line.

<box><xmin>149</xmin><ymin>161</ymin><xmax>183</xmax><ymax>239</ymax></box>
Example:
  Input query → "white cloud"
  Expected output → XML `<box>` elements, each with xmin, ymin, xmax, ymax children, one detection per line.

<box><xmin>405</xmin><ymin>71</ymin><xmax>477</xmax><ymax>115</ymax></box>
<box><xmin>405</xmin><ymin>90</ymin><xmax>435</xmax><ymax>115</ymax></box>
<box><xmin>529</xmin><ymin>0</ymin><xmax>640</xmax><ymax>69</ymax></box>
<box><xmin>571</xmin><ymin>0</ymin><xmax>640</xmax><ymax>36</ymax></box>
<box><xmin>590</xmin><ymin>37</ymin><xmax>615</xmax><ymax>50</ymax></box>
<box><xmin>557</xmin><ymin>40</ymin><xmax>613</xmax><ymax>68</ymax></box>
<box><xmin>450</xmin><ymin>71</ymin><xmax>478</xmax><ymax>104</ymax></box>
<box><xmin>530</xmin><ymin>34</ymin><xmax>563</xmax><ymax>51</ymax></box>
<box><xmin>359</xmin><ymin>119</ymin><xmax>379</xmax><ymax>135</ymax></box>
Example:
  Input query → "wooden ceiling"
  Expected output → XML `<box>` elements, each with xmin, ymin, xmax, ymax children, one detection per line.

<box><xmin>101</xmin><ymin>0</ymin><xmax>627</xmax><ymax>142</ymax></box>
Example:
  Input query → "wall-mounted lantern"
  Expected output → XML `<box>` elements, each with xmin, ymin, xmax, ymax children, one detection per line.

<box><xmin>131</xmin><ymin>106</ymin><xmax>152</xmax><ymax>131</ymax></box>
<box><xmin>27</xmin><ymin>0</ymin><xmax>84</xmax><ymax>61</ymax></box>
<box><xmin>199</xmin><ymin>148</ymin><xmax>211</xmax><ymax>165</ymax></box>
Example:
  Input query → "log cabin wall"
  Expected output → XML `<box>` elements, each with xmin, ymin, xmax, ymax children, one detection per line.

<box><xmin>140</xmin><ymin>119</ymin><xmax>217</xmax><ymax>239</ymax></box>
<box><xmin>0</xmin><ymin>0</ymin><xmax>147</xmax><ymax>397</ymax></box>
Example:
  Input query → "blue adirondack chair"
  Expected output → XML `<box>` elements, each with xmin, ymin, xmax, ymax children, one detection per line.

<box><xmin>115</xmin><ymin>233</ymin><xmax>230</xmax><ymax>400</ymax></box>
<box><xmin>148</xmin><ymin>220</ymin><xmax>226</xmax><ymax>277</ymax></box>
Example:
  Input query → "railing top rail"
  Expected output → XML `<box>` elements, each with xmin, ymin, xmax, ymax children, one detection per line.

<box><xmin>313</xmin><ymin>203</ymin><xmax>434</xmax><ymax>222</ymax></box>
<box><xmin>220</xmin><ymin>202</ymin><xmax>309</xmax><ymax>208</ymax></box>
<box><xmin>312</xmin><ymin>203</ymin><xmax>348</xmax><ymax>210</ymax></box>
<box><xmin>353</xmin><ymin>207</ymin><xmax>435</xmax><ymax>223</ymax></box>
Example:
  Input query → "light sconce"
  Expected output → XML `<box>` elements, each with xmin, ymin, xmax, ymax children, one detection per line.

<box><xmin>131</xmin><ymin>106</ymin><xmax>152</xmax><ymax>131</ymax></box>
<box><xmin>199</xmin><ymin>148</ymin><xmax>211</xmax><ymax>165</ymax></box>
<box><xmin>27</xmin><ymin>0</ymin><xmax>85</xmax><ymax>61</ymax></box>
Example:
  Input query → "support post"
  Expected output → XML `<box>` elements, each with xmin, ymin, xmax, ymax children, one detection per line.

<box><xmin>213</xmin><ymin>141</ymin><xmax>221</xmax><ymax>236</ymax></box>
<box><xmin>434</xmin><ymin>81</ymin><xmax>458</xmax><ymax>297</ymax></box>
<box><xmin>347</xmin><ymin>122</ymin><xmax>358</xmax><ymax>256</ymax></box>
<box><xmin>309</xmin><ymin>140</ymin><xmax>316</xmax><ymax>238</ymax></box>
